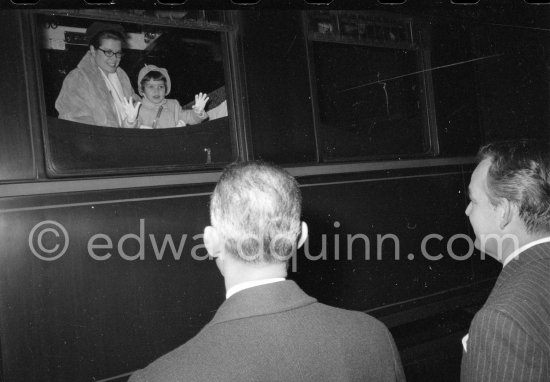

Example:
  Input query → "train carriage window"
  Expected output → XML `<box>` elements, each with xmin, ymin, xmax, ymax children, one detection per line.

<box><xmin>36</xmin><ymin>10</ymin><xmax>235</xmax><ymax>177</ymax></box>
<box><xmin>307</xmin><ymin>11</ymin><xmax>438</xmax><ymax>162</ymax></box>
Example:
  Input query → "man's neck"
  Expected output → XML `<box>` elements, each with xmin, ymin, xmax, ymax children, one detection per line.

<box><xmin>225</xmin><ymin>277</ymin><xmax>286</xmax><ymax>299</ymax></box>
<box><xmin>223</xmin><ymin>261</ymin><xmax>287</xmax><ymax>293</ymax></box>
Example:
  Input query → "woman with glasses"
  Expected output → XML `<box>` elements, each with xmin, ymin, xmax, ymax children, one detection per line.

<box><xmin>55</xmin><ymin>22</ymin><xmax>141</xmax><ymax>128</ymax></box>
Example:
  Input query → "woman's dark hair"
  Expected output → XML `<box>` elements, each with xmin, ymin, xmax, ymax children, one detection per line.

<box><xmin>89</xmin><ymin>30</ymin><xmax>126</xmax><ymax>49</ymax></box>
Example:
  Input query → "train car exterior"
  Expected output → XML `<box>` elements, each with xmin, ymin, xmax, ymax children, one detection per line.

<box><xmin>0</xmin><ymin>4</ymin><xmax>548</xmax><ymax>381</ymax></box>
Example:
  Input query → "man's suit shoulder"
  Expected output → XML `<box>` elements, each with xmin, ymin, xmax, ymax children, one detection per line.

<box><xmin>307</xmin><ymin>302</ymin><xmax>399</xmax><ymax>357</ymax></box>
<box><xmin>476</xmin><ymin>254</ymin><xmax>550</xmax><ymax>355</ymax></box>
<box><xmin>313</xmin><ymin>301</ymin><xmax>389</xmax><ymax>331</ymax></box>
<box><xmin>492</xmin><ymin>255</ymin><xmax>549</xmax><ymax>320</ymax></box>
<box><xmin>129</xmin><ymin>283</ymin><xmax>404</xmax><ymax>382</ymax></box>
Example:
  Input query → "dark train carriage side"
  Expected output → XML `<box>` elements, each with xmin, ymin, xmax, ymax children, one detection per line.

<box><xmin>0</xmin><ymin>6</ymin><xmax>548</xmax><ymax>382</ymax></box>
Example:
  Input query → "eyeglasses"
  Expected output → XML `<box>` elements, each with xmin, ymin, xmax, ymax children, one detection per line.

<box><xmin>97</xmin><ymin>47</ymin><xmax>124</xmax><ymax>58</ymax></box>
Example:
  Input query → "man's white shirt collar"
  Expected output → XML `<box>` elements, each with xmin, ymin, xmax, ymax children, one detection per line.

<box><xmin>503</xmin><ymin>236</ymin><xmax>550</xmax><ymax>267</ymax></box>
<box><xmin>226</xmin><ymin>278</ymin><xmax>285</xmax><ymax>299</ymax></box>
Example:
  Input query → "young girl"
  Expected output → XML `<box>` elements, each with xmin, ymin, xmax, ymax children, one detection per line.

<box><xmin>137</xmin><ymin>65</ymin><xmax>209</xmax><ymax>129</ymax></box>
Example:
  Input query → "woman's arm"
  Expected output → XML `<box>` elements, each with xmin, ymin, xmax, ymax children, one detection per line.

<box><xmin>55</xmin><ymin>70</ymin><xmax>98</xmax><ymax>125</ymax></box>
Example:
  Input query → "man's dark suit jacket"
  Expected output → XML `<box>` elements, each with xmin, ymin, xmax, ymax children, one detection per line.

<box><xmin>461</xmin><ymin>242</ymin><xmax>550</xmax><ymax>381</ymax></box>
<box><xmin>130</xmin><ymin>280</ymin><xmax>405</xmax><ymax>382</ymax></box>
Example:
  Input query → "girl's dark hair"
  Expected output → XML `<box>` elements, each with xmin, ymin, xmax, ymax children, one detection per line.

<box><xmin>140</xmin><ymin>71</ymin><xmax>167</xmax><ymax>92</ymax></box>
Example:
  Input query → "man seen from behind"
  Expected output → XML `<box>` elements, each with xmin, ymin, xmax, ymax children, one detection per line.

<box><xmin>130</xmin><ymin>161</ymin><xmax>405</xmax><ymax>382</ymax></box>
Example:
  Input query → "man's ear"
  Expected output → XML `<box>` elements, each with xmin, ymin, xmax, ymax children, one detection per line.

<box><xmin>203</xmin><ymin>226</ymin><xmax>222</xmax><ymax>258</ymax></box>
<box><xmin>498</xmin><ymin>199</ymin><xmax>514</xmax><ymax>230</ymax></box>
<box><xmin>297</xmin><ymin>222</ymin><xmax>308</xmax><ymax>249</ymax></box>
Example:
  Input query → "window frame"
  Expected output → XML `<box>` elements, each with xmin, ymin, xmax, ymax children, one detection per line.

<box><xmin>303</xmin><ymin>10</ymin><xmax>439</xmax><ymax>164</ymax></box>
<box><xmin>32</xmin><ymin>9</ymin><xmax>242</xmax><ymax>178</ymax></box>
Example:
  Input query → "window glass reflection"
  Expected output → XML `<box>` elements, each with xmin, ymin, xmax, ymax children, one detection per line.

<box><xmin>308</xmin><ymin>11</ymin><xmax>435</xmax><ymax>161</ymax></box>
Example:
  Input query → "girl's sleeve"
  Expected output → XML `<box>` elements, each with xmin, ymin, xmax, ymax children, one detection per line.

<box><xmin>175</xmin><ymin>100</ymin><xmax>208</xmax><ymax>125</ymax></box>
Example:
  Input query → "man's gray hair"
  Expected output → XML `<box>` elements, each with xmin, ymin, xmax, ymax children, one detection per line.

<box><xmin>479</xmin><ymin>139</ymin><xmax>550</xmax><ymax>234</ymax></box>
<box><xmin>210</xmin><ymin>161</ymin><xmax>302</xmax><ymax>263</ymax></box>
